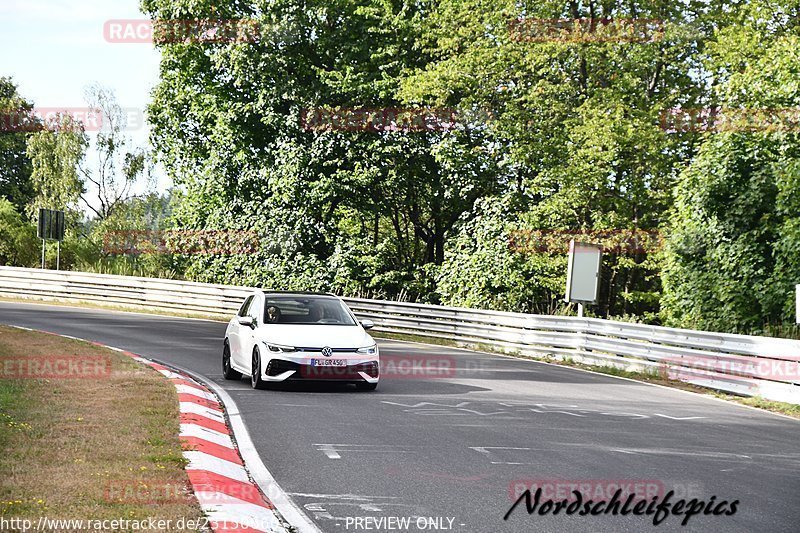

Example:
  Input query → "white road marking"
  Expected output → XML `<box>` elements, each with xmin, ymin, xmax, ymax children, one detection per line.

<box><xmin>654</xmin><ymin>413</ymin><xmax>706</xmax><ymax>420</ymax></box>
<box><xmin>384</xmin><ymin>399</ymin><xmax>708</xmax><ymax>421</ymax></box>
<box><xmin>610</xmin><ymin>448</ymin><xmax>752</xmax><ymax>459</ymax></box>
<box><xmin>313</xmin><ymin>444</ymin><xmax>422</xmax><ymax>460</ymax></box>
<box><xmin>288</xmin><ymin>493</ymin><xmax>399</xmax><ymax>501</ymax></box>
<box><xmin>319</xmin><ymin>445</ymin><xmax>341</xmax><ymax>459</ymax></box>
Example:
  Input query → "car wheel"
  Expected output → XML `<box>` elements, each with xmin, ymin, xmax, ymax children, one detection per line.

<box><xmin>356</xmin><ymin>382</ymin><xmax>378</xmax><ymax>391</ymax></box>
<box><xmin>222</xmin><ymin>342</ymin><xmax>242</xmax><ymax>380</ymax></box>
<box><xmin>251</xmin><ymin>348</ymin><xmax>267</xmax><ymax>390</ymax></box>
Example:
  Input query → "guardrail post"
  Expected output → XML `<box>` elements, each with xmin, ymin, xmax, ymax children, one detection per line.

<box><xmin>575</xmin><ymin>317</ymin><xmax>589</xmax><ymax>363</ymax></box>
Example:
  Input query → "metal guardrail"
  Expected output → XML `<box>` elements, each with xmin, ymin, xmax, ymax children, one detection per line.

<box><xmin>1</xmin><ymin>266</ymin><xmax>798</xmax><ymax>404</ymax></box>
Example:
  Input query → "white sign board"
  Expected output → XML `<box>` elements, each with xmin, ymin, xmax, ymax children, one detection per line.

<box><xmin>796</xmin><ymin>285</ymin><xmax>800</xmax><ymax>324</ymax></box>
<box><xmin>565</xmin><ymin>240</ymin><xmax>602</xmax><ymax>304</ymax></box>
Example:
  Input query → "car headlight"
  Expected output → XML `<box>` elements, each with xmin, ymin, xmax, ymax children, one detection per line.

<box><xmin>357</xmin><ymin>344</ymin><xmax>377</xmax><ymax>355</ymax></box>
<box><xmin>266</xmin><ymin>343</ymin><xmax>296</xmax><ymax>353</ymax></box>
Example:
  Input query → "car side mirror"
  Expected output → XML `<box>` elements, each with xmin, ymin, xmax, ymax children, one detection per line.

<box><xmin>237</xmin><ymin>316</ymin><xmax>255</xmax><ymax>328</ymax></box>
<box><xmin>360</xmin><ymin>319</ymin><xmax>374</xmax><ymax>330</ymax></box>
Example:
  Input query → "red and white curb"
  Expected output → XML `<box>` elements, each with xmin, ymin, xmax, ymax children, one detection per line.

<box><xmin>135</xmin><ymin>358</ymin><xmax>288</xmax><ymax>533</ymax></box>
<box><xmin>8</xmin><ymin>327</ymin><xmax>320</xmax><ymax>533</ymax></box>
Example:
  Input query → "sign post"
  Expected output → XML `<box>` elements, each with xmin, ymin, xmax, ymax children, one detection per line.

<box><xmin>37</xmin><ymin>208</ymin><xmax>66</xmax><ymax>270</ymax></box>
<box><xmin>565</xmin><ymin>240</ymin><xmax>602</xmax><ymax>317</ymax></box>
<box><xmin>796</xmin><ymin>285</ymin><xmax>799</xmax><ymax>324</ymax></box>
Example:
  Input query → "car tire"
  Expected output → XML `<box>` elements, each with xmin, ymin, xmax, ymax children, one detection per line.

<box><xmin>251</xmin><ymin>348</ymin><xmax>268</xmax><ymax>390</ymax></box>
<box><xmin>222</xmin><ymin>342</ymin><xmax>242</xmax><ymax>380</ymax></box>
<box><xmin>356</xmin><ymin>382</ymin><xmax>378</xmax><ymax>391</ymax></box>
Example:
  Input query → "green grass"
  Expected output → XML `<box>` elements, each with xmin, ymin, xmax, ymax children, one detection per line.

<box><xmin>0</xmin><ymin>326</ymin><xmax>204</xmax><ymax>522</ymax></box>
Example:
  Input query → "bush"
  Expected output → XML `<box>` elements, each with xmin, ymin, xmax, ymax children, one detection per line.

<box><xmin>0</xmin><ymin>198</ymin><xmax>38</xmax><ymax>267</ymax></box>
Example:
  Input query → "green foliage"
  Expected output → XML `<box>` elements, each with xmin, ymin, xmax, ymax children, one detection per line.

<box><xmin>661</xmin><ymin>1</ymin><xmax>800</xmax><ymax>332</ymax></box>
<box><xmin>143</xmin><ymin>0</ymin><xmax>500</xmax><ymax>299</ymax></box>
<box><xmin>75</xmin><ymin>191</ymin><xmax>180</xmax><ymax>278</ymax></box>
<box><xmin>0</xmin><ymin>199</ymin><xmax>38</xmax><ymax>267</ymax></box>
<box><xmin>435</xmin><ymin>195</ymin><xmax>569</xmax><ymax>313</ymax></box>
<box><xmin>0</xmin><ymin>77</ymin><xmax>35</xmax><ymax>214</ymax></box>
<box><xmin>25</xmin><ymin>114</ymin><xmax>87</xmax><ymax>217</ymax></box>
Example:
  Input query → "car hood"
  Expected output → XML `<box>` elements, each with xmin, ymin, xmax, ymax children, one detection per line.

<box><xmin>254</xmin><ymin>324</ymin><xmax>374</xmax><ymax>349</ymax></box>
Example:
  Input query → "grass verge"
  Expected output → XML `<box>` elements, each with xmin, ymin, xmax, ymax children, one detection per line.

<box><xmin>372</xmin><ymin>330</ymin><xmax>800</xmax><ymax>419</ymax></box>
<box><xmin>0</xmin><ymin>325</ymin><xmax>207</xmax><ymax>528</ymax></box>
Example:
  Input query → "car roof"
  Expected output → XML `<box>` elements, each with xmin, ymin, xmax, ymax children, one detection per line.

<box><xmin>259</xmin><ymin>290</ymin><xmax>338</xmax><ymax>298</ymax></box>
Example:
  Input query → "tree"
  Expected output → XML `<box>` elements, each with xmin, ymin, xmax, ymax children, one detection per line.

<box><xmin>0</xmin><ymin>77</ymin><xmax>35</xmax><ymax>214</ymax></box>
<box><xmin>25</xmin><ymin>86</ymin><xmax>150</xmax><ymax>222</ymax></box>
<box><xmin>26</xmin><ymin>113</ymin><xmax>87</xmax><ymax>216</ymax></box>
<box><xmin>399</xmin><ymin>0</ymin><xmax>718</xmax><ymax>316</ymax></box>
<box><xmin>143</xmin><ymin>0</ymin><xmax>500</xmax><ymax>298</ymax></box>
<box><xmin>0</xmin><ymin>198</ymin><xmax>38</xmax><ymax>266</ymax></box>
<box><xmin>80</xmin><ymin>85</ymin><xmax>150</xmax><ymax>220</ymax></box>
<box><xmin>661</xmin><ymin>0</ymin><xmax>800</xmax><ymax>332</ymax></box>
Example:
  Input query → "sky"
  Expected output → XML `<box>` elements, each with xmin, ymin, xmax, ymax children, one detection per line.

<box><xmin>0</xmin><ymin>0</ymin><xmax>167</xmax><ymax>209</ymax></box>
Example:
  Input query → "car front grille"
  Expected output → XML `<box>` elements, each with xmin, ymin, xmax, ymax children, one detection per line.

<box><xmin>264</xmin><ymin>360</ymin><xmax>378</xmax><ymax>380</ymax></box>
<box><xmin>294</xmin><ymin>347</ymin><xmax>357</xmax><ymax>353</ymax></box>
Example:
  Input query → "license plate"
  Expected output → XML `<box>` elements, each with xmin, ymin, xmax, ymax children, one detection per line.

<box><xmin>310</xmin><ymin>359</ymin><xmax>346</xmax><ymax>367</ymax></box>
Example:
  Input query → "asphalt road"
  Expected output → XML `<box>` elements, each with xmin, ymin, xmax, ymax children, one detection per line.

<box><xmin>1</xmin><ymin>301</ymin><xmax>798</xmax><ymax>533</ymax></box>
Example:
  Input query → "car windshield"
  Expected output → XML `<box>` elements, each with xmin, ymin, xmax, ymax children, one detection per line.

<box><xmin>262</xmin><ymin>295</ymin><xmax>356</xmax><ymax>326</ymax></box>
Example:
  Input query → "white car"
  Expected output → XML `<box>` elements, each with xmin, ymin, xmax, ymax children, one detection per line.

<box><xmin>223</xmin><ymin>291</ymin><xmax>379</xmax><ymax>390</ymax></box>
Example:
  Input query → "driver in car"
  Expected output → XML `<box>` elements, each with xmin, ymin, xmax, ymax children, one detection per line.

<box><xmin>266</xmin><ymin>305</ymin><xmax>282</xmax><ymax>323</ymax></box>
